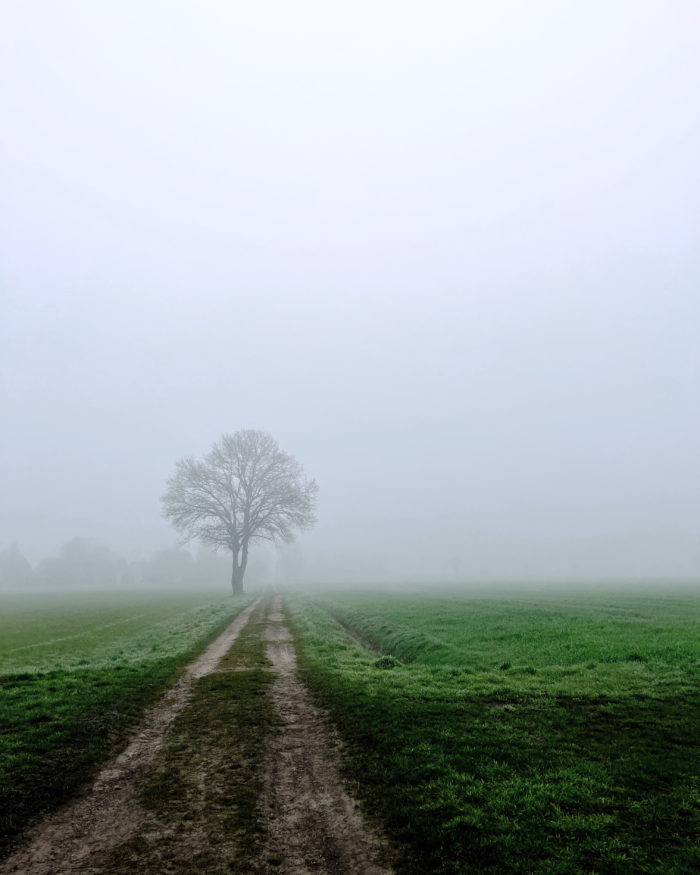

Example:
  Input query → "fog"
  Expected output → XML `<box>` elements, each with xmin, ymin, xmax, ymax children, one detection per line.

<box><xmin>2</xmin><ymin>2</ymin><xmax>699</xmax><ymax>583</ymax></box>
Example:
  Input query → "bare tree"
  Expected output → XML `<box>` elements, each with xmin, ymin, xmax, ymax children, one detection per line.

<box><xmin>161</xmin><ymin>430</ymin><xmax>318</xmax><ymax>594</ymax></box>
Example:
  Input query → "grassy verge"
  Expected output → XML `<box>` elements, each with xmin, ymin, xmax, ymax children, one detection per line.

<box><xmin>289</xmin><ymin>593</ymin><xmax>700</xmax><ymax>874</ymax></box>
<box><xmin>106</xmin><ymin>596</ymin><xmax>280</xmax><ymax>873</ymax></box>
<box><xmin>0</xmin><ymin>594</ymin><xmax>250</xmax><ymax>858</ymax></box>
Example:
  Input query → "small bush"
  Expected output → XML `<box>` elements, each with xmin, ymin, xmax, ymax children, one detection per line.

<box><xmin>374</xmin><ymin>656</ymin><xmax>401</xmax><ymax>670</ymax></box>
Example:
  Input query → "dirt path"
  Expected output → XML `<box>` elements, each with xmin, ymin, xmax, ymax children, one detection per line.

<box><xmin>2</xmin><ymin>594</ymin><xmax>392</xmax><ymax>874</ymax></box>
<box><xmin>0</xmin><ymin>597</ymin><xmax>261</xmax><ymax>875</ymax></box>
<box><xmin>259</xmin><ymin>596</ymin><xmax>392</xmax><ymax>874</ymax></box>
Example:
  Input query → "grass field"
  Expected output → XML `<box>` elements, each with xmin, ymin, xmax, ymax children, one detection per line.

<box><xmin>0</xmin><ymin>588</ymin><xmax>248</xmax><ymax>856</ymax></box>
<box><xmin>3</xmin><ymin>584</ymin><xmax>698</xmax><ymax>872</ymax></box>
<box><xmin>290</xmin><ymin>586</ymin><xmax>700</xmax><ymax>874</ymax></box>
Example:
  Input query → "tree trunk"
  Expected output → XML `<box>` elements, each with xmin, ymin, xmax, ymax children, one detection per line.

<box><xmin>231</xmin><ymin>554</ymin><xmax>244</xmax><ymax>595</ymax></box>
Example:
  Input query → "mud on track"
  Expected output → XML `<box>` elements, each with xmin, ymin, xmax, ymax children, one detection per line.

<box><xmin>259</xmin><ymin>597</ymin><xmax>392</xmax><ymax>874</ymax></box>
<box><xmin>0</xmin><ymin>597</ymin><xmax>261</xmax><ymax>875</ymax></box>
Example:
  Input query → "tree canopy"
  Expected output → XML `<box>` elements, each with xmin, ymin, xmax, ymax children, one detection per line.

<box><xmin>161</xmin><ymin>430</ymin><xmax>318</xmax><ymax>593</ymax></box>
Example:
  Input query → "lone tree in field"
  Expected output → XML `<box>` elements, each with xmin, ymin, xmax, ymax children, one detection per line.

<box><xmin>161</xmin><ymin>430</ymin><xmax>318</xmax><ymax>594</ymax></box>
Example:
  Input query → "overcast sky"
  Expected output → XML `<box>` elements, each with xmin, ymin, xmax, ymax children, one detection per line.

<box><xmin>2</xmin><ymin>1</ymin><xmax>699</xmax><ymax>581</ymax></box>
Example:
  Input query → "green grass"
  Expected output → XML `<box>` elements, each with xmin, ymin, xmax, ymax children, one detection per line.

<box><xmin>0</xmin><ymin>589</ymin><xmax>246</xmax><ymax>674</ymax></box>
<box><xmin>289</xmin><ymin>587</ymin><xmax>700</xmax><ymax>874</ymax></box>
<box><xmin>0</xmin><ymin>589</ymin><xmax>249</xmax><ymax>858</ymax></box>
<box><xmin>325</xmin><ymin>588</ymin><xmax>699</xmax><ymax>696</ymax></box>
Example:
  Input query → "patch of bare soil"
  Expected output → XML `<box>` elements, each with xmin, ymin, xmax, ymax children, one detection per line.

<box><xmin>0</xmin><ymin>597</ymin><xmax>261</xmax><ymax>875</ymax></box>
<box><xmin>259</xmin><ymin>597</ymin><xmax>393</xmax><ymax>875</ymax></box>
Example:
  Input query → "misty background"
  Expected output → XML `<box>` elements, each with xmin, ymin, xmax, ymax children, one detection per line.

<box><xmin>2</xmin><ymin>1</ymin><xmax>699</xmax><ymax>584</ymax></box>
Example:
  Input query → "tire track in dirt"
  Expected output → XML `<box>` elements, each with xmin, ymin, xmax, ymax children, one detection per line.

<box><xmin>0</xmin><ymin>597</ymin><xmax>261</xmax><ymax>875</ymax></box>
<box><xmin>259</xmin><ymin>596</ymin><xmax>393</xmax><ymax>874</ymax></box>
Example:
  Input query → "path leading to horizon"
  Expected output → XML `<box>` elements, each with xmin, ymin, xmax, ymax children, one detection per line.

<box><xmin>1</xmin><ymin>594</ymin><xmax>392</xmax><ymax>874</ymax></box>
<box><xmin>259</xmin><ymin>596</ymin><xmax>390</xmax><ymax>874</ymax></box>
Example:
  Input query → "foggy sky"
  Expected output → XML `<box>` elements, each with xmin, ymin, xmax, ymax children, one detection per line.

<box><xmin>2</xmin><ymin>1</ymin><xmax>699</xmax><ymax>580</ymax></box>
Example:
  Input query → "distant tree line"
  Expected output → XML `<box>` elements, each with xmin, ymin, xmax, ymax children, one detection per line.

<box><xmin>2</xmin><ymin>431</ymin><xmax>317</xmax><ymax>594</ymax></box>
<box><xmin>0</xmin><ymin>538</ymin><xmax>252</xmax><ymax>590</ymax></box>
